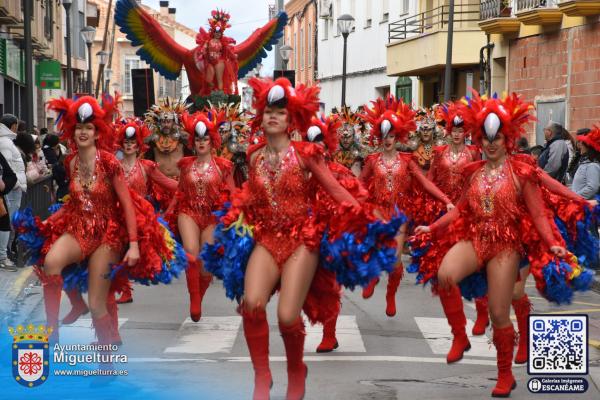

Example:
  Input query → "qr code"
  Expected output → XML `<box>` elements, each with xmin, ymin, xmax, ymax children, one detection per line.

<box><xmin>529</xmin><ymin>315</ymin><xmax>588</xmax><ymax>375</ymax></box>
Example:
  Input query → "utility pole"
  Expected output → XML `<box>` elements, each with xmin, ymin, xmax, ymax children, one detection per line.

<box><xmin>95</xmin><ymin>0</ymin><xmax>113</xmax><ymax>97</ymax></box>
<box><xmin>443</xmin><ymin>0</ymin><xmax>455</xmax><ymax>101</ymax></box>
<box><xmin>24</xmin><ymin>0</ymin><xmax>34</xmax><ymax>131</ymax></box>
<box><xmin>274</xmin><ymin>0</ymin><xmax>284</xmax><ymax>76</ymax></box>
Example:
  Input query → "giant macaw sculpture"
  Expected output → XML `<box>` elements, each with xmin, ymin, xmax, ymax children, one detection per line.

<box><xmin>115</xmin><ymin>0</ymin><xmax>287</xmax><ymax>96</ymax></box>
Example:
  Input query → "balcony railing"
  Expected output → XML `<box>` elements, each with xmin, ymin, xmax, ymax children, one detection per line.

<box><xmin>389</xmin><ymin>4</ymin><xmax>481</xmax><ymax>43</ymax></box>
<box><xmin>481</xmin><ymin>0</ymin><xmax>510</xmax><ymax>19</ymax></box>
<box><xmin>516</xmin><ymin>0</ymin><xmax>558</xmax><ymax>11</ymax></box>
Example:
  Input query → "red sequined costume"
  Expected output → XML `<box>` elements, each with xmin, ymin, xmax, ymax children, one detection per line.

<box><xmin>242</xmin><ymin>141</ymin><xmax>358</xmax><ymax>267</ymax></box>
<box><xmin>428</xmin><ymin>145</ymin><xmax>480</xmax><ymax>203</ymax></box>
<box><xmin>124</xmin><ymin>159</ymin><xmax>178</xmax><ymax>198</ymax></box>
<box><xmin>173</xmin><ymin>156</ymin><xmax>235</xmax><ymax>230</ymax></box>
<box><xmin>360</xmin><ymin>152</ymin><xmax>451</xmax><ymax>221</ymax></box>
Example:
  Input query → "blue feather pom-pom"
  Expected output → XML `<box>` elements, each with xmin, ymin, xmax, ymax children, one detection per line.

<box><xmin>321</xmin><ymin>212</ymin><xmax>407</xmax><ymax>290</ymax></box>
<box><xmin>12</xmin><ymin>208</ymin><xmax>45</xmax><ymax>265</ymax></box>
<box><xmin>459</xmin><ymin>270</ymin><xmax>488</xmax><ymax>300</ymax></box>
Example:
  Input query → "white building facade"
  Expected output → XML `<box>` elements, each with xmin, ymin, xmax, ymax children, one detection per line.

<box><xmin>316</xmin><ymin>0</ymin><xmax>419</xmax><ymax>112</ymax></box>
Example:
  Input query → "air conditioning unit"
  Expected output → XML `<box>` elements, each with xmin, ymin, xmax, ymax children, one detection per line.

<box><xmin>319</xmin><ymin>0</ymin><xmax>332</xmax><ymax>19</ymax></box>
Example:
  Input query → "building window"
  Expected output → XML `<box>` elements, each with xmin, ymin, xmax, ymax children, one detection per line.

<box><xmin>402</xmin><ymin>0</ymin><xmax>410</xmax><ymax>15</ymax></box>
<box><xmin>77</xmin><ymin>11</ymin><xmax>85</xmax><ymax>58</ymax></box>
<box><xmin>294</xmin><ymin>32</ymin><xmax>297</xmax><ymax>69</ymax></box>
<box><xmin>300</xmin><ymin>28</ymin><xmax>304</xmax><ymax>70</ymax></box>
<box><xmin>123</xmin><ymin>56</ymin><xmax>140</xmax><ymax>95</ymax></box>
<box><xmin>335</xmin><ymin>0</ymin><xmax>341</xmax><ymax>36</ymax></box>
<box><xmin>365</xmin><ymin>0</ymin><xmax>372</xmax><ymax>28</ymax></box>
<box><xmin>44</xmin><ymin>0</ymin><xmax>53</xmax><ymax>41</ymax></box>
<box><xmin>308</xmin><ymin>23</ymin><xmax>312</xmax><ymax>67</ymax></box>
<box><xmin>322</xmin><ymin>18</ymin><xmax>328</xmax><ymax>40</ymax></box>
<box><xmin>382</xmin><ymin>0</ymin><xmax>389</xmax><ymax>22</ymax></box>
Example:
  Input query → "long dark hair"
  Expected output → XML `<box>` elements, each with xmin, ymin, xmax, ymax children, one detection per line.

<box><xmin>583</xmin><ymin>143</ymin><xmax>600</xmax><ymax>163</ymax></box>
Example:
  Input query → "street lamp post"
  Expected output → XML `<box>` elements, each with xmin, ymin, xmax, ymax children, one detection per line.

<box><xmin>96</xmin><ymin>50</ymin><xmax>109</xmax><ymax>97</ymax></box>
<box><xmin>62</xmin><ymin>0</ymin><xmax>73</xmax><ymax>97</ymax></box>
<box><xmin>337</xmin><ymin>14</ymin><xmax>354</xmax><ymax>108</ymax></box>
<box><xmin>80</xmin><ymin>26</ymin><xmax>96</xmax><ymax>95</ymax></box>
<box><xmin>279</xmin><ymin>45</ymin><xmax>293</xmax><ymax>71</ymax></box>
<box><xmin>104</xmin><ymin>68</ymin><xmax>113</xmax><ymax>94</ymax></box>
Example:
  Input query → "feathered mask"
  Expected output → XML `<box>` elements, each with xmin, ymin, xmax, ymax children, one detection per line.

<box><xmin>47</xmin><ymin>94</ymin><xmax>119</xmax><ymax>152</ymax></box>
<box><xmin>181</xmin><ymin>111</ymin><xmax>221</xmax><ymax>150</ymax></box>
<box><xmin>464</xmin><ymin>91</ymin><xmax>535</xmax><ymax>151</ymax></box>
<box><xmin>117</xmin><ymin>118</ymin><xmax>151</xmax><ymax>153</ymax></box>
<box><xmin>208</xmin><ymin>9</ymin><xmax>231</xmax><ymax>34</ymax></box>
<box><xmin>144</xmin><ymin>98</ymin><xmax>189</xmax><ymax>129</ymax></box>
<box><xmin>306</xmin><ymin>114</ymin><xmax>342</xmax><ymax>152</ymax></box>
<box><xmin>362</xmin><ymin>95</ymin><xmax>416</xmax><ymax>142</ymax></box>
<box><xmin>248</xmin><ymin>77</ymin><xmax>320</xmax><ymax>133</ymax></box>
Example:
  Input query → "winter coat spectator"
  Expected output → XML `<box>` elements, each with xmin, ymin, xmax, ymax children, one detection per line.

<box><xmin>538</xmin><ymin>122</ymin><xmax>569</xmax><ymax>182</ymax></box>
<box><xmin>572</xmin><ymin>130</ymin><xmax>600</xmax><ymax>199</ymax></box>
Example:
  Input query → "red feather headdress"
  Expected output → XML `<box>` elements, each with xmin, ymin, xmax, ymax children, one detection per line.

<box><xmin>208</xmin><ymin>9</ymin><xmax>231</xmax><ymax>33</ymax></box>
<box><xmin>181</xmin><ymin>111</ymin><xmax>221</xmax><ymax>150</ymax></box>
<box><xmin>463</xmin><ymin>91</ymin><xmax>535</xmax><ymax>151</ymax></box>
<box><xmin>116</xmin><ymin>117</ymin><xmax>151</xmax><ymax>153</ymax></box>
<box><xmin>46</xmin><ymin>95</ymin><xmax>118</xmax><ymax>152</ymax></box>
<box><xmin>248</xmin><ymin>77</ymin><xmax>320</xmax><ymax>133</ymax></box>
<box><xmin>306</xmin><ymin>114</ymin><xmax>342</xmax><ymax>152</ymax></box>
<box><xmin>577</xmin><ymin>125</ymin><xmax>600</xmax><ymax>153</ymax></box>
<box><xmin>361</xmin><ymin>94</ymin><xmax>416</xmax><ymax>142</ymax></box>
<box><xmin>437</xmin><ymin>101</ymin><xmax>468</xmax><ymax>136</ymax></box>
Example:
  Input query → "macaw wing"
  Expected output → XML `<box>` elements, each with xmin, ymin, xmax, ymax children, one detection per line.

<box><xmin>115</xmin><ymin>0</ymin><xmax>189</xmax><ymax>80</ymax></box>
<box><xmin>234</xmin><ymin>12</ymin><xmax>288</xmax><ymax>78</ymax></box>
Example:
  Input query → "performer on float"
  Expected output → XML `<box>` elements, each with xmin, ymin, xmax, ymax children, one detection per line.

<box><xmin>115</xmin><ymin>119</ymin><xmax>179</xmax><ymax>304</ymax></box>
<box><xmin>305</xmin><ymin>114</ymin><xmax>369</xmax><ymax>353</ymax></box>
<box><xmin>425</xmin><ymin>101</ymin><xmax>483</xmax><ymax>363</ymax></box>
<box><xmin>359</xmin><ymin>95</ymin><xmax>454</xmax><ymax>317</ymax></box>
<box><xmin>206</xmin><ymin>77</ymin><xmax>375</xmax><ymax>400</ymax></box>
<box><xmin>167</xmin><ymin>110</ymin><xmax>235</xmax><ymax>322</ymax></box>
<box><xmin>414</xmin><ymin>92</ymin><xmax>592</xmax><ymax>397</ymax></box>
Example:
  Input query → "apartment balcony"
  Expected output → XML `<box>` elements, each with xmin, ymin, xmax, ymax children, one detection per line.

<box><xmin>387</xmin><ymin>4</ymin><xmax>486</xmax><ymax>76</ymax></box>
<box><xmin>0</xmin><ymin>0</ymin><xmax>21</xmax><ymax>24</ymax></box>
<box><xmin>515</xmin><ymin>0</ymin><xmax>564</xmax><ymax>25</ymax></box>
<box><xmin>478</xmin><ymin>0</ymin><xmax>522</xmax><ymax>34</ymax></box>
<box><xmin>557</xmin><ymin>0</ymin><xmax>600</xmax><ymax>16</ymax></box>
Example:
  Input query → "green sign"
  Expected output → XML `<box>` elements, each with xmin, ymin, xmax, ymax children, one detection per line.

<box><xmin>36</xmin><ymin>59</ymin><xmax>61</xmax><ymax>89</ymax></box>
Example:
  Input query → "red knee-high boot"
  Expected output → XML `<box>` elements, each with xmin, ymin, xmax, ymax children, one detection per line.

<box><xmin>61</xmin><ymin>288</ymin><xmax>89</xmax><ymax>325</ymax></box>
<box><xmin>242</xmin><ymin>306</ymin><xmax>272</xmax><ymax>400</ymax></box>
<box><xmin>92</xmin><ymin>313</ymin><xmax>115</xmax><ymax>370</ymax></box>
<box><xmin>491</xmin><ymin>325</ymin><xmax>517</xmax><ymax>398</ymax></box>
<box><xmin>316</xmin><ymin>316</ymin><xmax>338</xmax><ymax>353</ymax></box>
<box><xmin>386</xmin><ymin>264</ymin><xmax>403</xmax><ymax>317</ymax></box>
<box><xmin>106</xmin><ymin>291</ymin><xmax>122</xmax><ymax>346</ymax></box>
<box><xmin>41</xmin><ymin>272</ymin><xmax>63</xmax><ymax>343</ymax></box>
<box><xmin>472</xmin><ymin>295</ymin><xmax>490</xmax><ymax>336</ymax></box>
<box><xmin>116</xmin><ymin>281</ymin><xmax>133</xmax><ymax>304</ymax></box>
<box><xmin>185</xmin><ymin>260</ymin><xmax>201</xmax><ymax>321</ymax></box>
<box><xmin>512</xmin><ymin>294</ymin><xmax>531</xmax><ymax>364</ymax></box>
<box><xmin>280</xmin><ymin>317</ymin><xmax>307</xmax><ymax>400</ymax></box>
<box><xmin>197</xmin><ymin>271</ymin><xmax>212</xmax><ymax>320</ymax></box>
<box><xmin>362</xmin><ymin>277</ymin><xmax>379</xmax><ymax>299</ymax></box>
<box><xmin>439</xmin><ymin>286</ymin><xmax>471</xmax><ymax>363</ymax></box>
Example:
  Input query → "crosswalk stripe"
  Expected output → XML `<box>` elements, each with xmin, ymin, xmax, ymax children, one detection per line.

<box><xmin>59</xmin><ymin>317</ymin><xmax>128</xmax><ymax>344</ymax></box>
<box><xmin>414</xmin><ymin>317</ymin><xmax>495</xmax><ymax>358</ymax></box>
<box><xmin>128</xmin><ymin>355</ymin><xmax>501</xmax><ymax>366</ymax></box>
<box><xmin>304</xmin><ymin>315</ymin><xmax>366</xmax><ymax>353</ymax></box>
<box><xmin>164</xmin><ymin>316</ymin><xmax>242</xmax><ymax>354</ymax></box>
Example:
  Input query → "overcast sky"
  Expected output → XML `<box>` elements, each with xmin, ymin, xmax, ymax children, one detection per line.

<box><xmin>141</xmin><ymin>0</ymin><xmax>278</xmax><ymax>75</ymax></box>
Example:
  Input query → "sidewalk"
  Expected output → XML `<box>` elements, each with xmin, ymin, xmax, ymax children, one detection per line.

<box><xmin>0</xmin><ymin>267</ymin><xmax>36</xmax><ymax>325</ymax></box>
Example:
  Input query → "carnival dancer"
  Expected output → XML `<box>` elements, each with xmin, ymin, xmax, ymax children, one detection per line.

<box><xmin>359</xmin><ymin>95</ymin><xmax>454</xmax><ymax>317</ymax></box>
<box><xmin>332</xmin><ymin>107</ymin><xmax>366</xmax><ymax>176</ymax></box>
<box><xmin>214</xmin><ymin>103</ymin><xmax>251</xmax><ymax>187</ymax></box>
<box><xmin>414</xmin><ymin>92</ymin><xmax>592</xmax><ymax>397</ymax></box>
<box><xmin>410</xmin><ymin>109</ymin><xmax>439</xmax><ymax>171</ymax></box>
<box><xmin>203</xmin><ymin>77</ymin><xmax>395</xmax><ymax>400</ymax></box>
<box><xmin>423</xmin><ymin>101</ymin><xmax>484</xmax><ymax>362</ymax></box>
<box><xmin>305</xmin><ymin>114</ymin><xmax>369</xmax><ymax>353</ymax></box>
<box><xmin>114</xmin><ymin>119</ymin><xmax>179</xmax><ymax>304</ymax></box>
<box><xmin>167</xmin><ymin>110</ymin><xmax>235</xmax><ymax>322</ymax></box>
<box><xmin>15</xmin><ymin>96</ymin><xmax>186</xmax><ymax>355</ymax></box>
